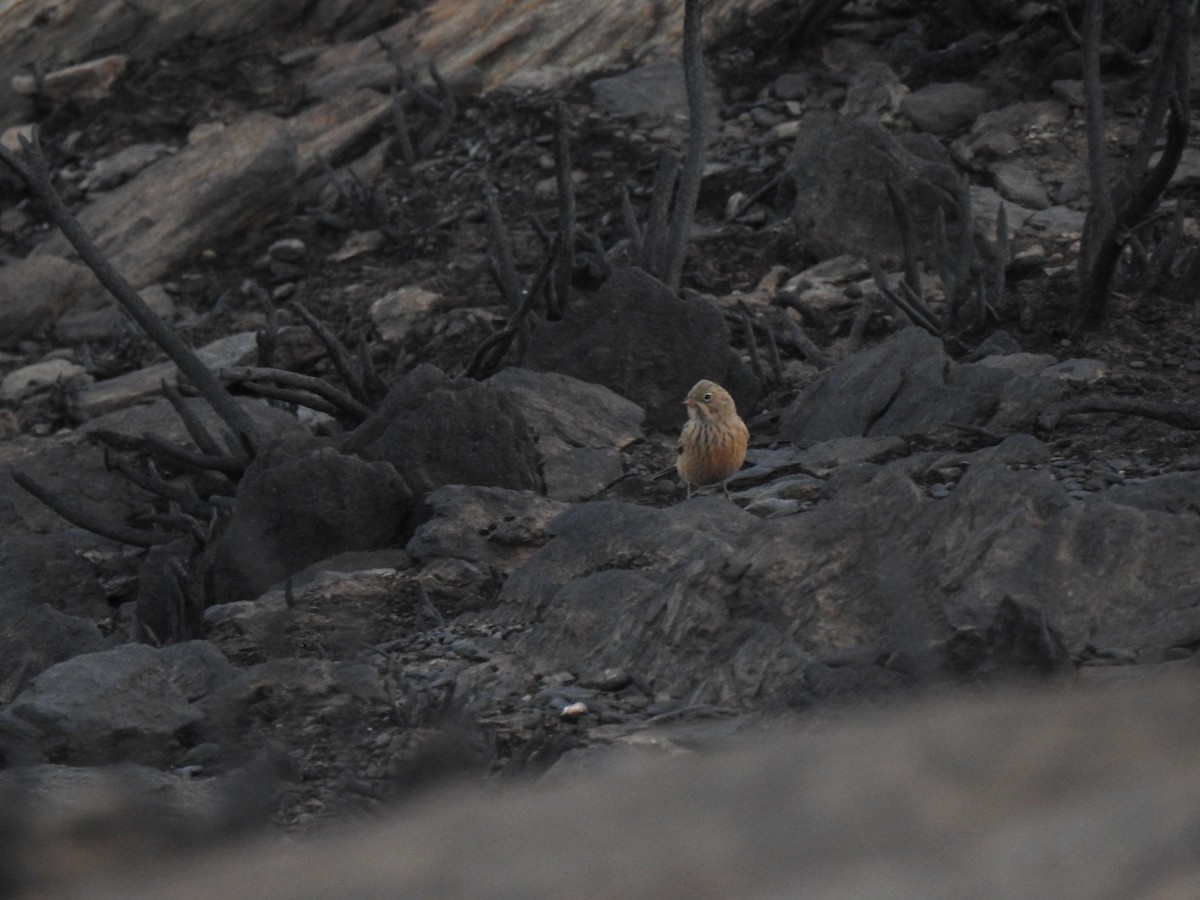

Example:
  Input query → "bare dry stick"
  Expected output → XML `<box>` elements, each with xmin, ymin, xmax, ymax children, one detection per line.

<box><xmin>885</xmin><ymin>178</ymin><xmax>921</xmax><ymax>299</ymax></box>
<box><xmin>1039</xmin><ymin>394</ymin><xmax>1200</xmax><ymax>431</ymax></box>
<box><xmin>0</xmin><ymin>134</ymin><xmax>260</xmax><ymax>454</ymax></box>
<box><xmin>290</xmin><ymin>301</ymin><xmax>368</xmax><ymax>403</ymax></box>
<box><xmin>222</xmin><ymin>366</ymin><xmax>373</xmax><ymax>420</ymax></box>
<box><xmin>738</xmin><ymin>305</ymin><xmax>766</xmax><ymax>387</ymax></box>
<box><xmin>775</xmin><ymin>308</ymin><xmax>829</xmax><ymax>369</ymax></box>
<box><xmin>662</xmin><ymin>0</ymin><xmax>710</xmax><ymax>294</ymax></box>
<box><xmin>552</xmin><ymin>99</ymin><xmax>576</xmax><ymax>318</ymax></box>
<box><xmin>641</xmin><ymin>148</ymin><xmax>678</xmax><ymax>275</ymax></box>
<box><xmin>160</xmin><ymin>379</ymin><xmax>225</xmax><ymax>458</ymax></box>
<box><xmin>10</xmin><ymin>469</ymin><xmax>174</xmax><ymax>547</ymax></box>
<box><xmin>484</xmin><ymin>182</ymin><xmax>524</xmax><ymax>312</ymax></box>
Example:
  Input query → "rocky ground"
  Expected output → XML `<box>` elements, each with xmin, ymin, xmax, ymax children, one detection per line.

<box><xmin>2</xmin><ymin>0</ymin><xmax>1200</xmax><ymax>895</ymax></box>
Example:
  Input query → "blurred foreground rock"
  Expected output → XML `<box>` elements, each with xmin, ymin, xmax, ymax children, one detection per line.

<box><xmin>39</xmin><ymin>671</ymin><xmax>1200</xmax><ymax>900</ymax></box>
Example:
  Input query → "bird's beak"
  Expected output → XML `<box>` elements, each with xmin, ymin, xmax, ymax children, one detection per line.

<box><xmin>684</xmin><ymin>398</ymin><xmax>696</xmax><ymax>408</ymax></box>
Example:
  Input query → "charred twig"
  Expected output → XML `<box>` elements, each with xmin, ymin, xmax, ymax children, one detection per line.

<box><xmin>11</xmin><ymin>469</ymin><xmax>174</xmax><ymax>547</ymax></box>
<box><xmin>290</xmin><ymin>301</ymin><xmax>368</xmax><ymax>403</ymax></box>
<box><xmin>551</xmin><ymin>100</ymin><xmax>576</xmax><ymax>318</ymax></box>
<box><xmin>236</xmin><ymin>381</ymin><xmax>337</xmax><ymax>417</ymax></box>
<box><xmin>484</xmin><ymin>182</ymin><xmax>524</xmax><ymax>312</ymax></box>
<box><xmin>621</xmin><ymin>185</ymin><xmax>643</xmax><ymax>250</ymax></box>
<box><xmin>222</xmin><ymin>366</ymin><xmax>373</xmax><ymax>420</ymax></box>
<box><xmin>662</xmin><ymin>0</ymin><xmax>710</xmax><ymax>294</ymax></box>
<box><xmin>867</xmin><ymin>255</ymin><xmax>941</xmax><ymax>336</ymax></box>
<box><xmin>160</xmin><ymin>379</ymin><xmax>225</xmax><ymax>459</ymax></box>
<box><xmin>417</xmin><ymin>62</ymin><xmax>457</xmax><ymax>158</ymax></box>
<box><xmin>763</xmin><ymin>321</ymin><xmax>785</xmax><ymax>385</ymax></box>
<box><xmin>0</xmin><ymin>133</ymin><xmax>260</xmax><ymax>454</ymax></box>
<box><xmin>467</xmin><ymin>233</ymin><xmax>561</xmax><ymax>379</ymax></box>
<box><xmin>726</xmin><ymin>174</ymin><xmax>784</xmax><ymax>222</ymax></box>
<box><xmin>141</xmin><ymin>433</ymin><xmax>250</xmax><ymax>475</ymax></box>
<box><xmin>1038</xmin><ymin>395</ymin><xmax>1200</xmax><ymax>431</ymax></box>
<box><xmin>106</xmin><ymin>453</ymin><xmax>212</xmax><ymax>518</ymax></box>
<box><xmin>640</xmin><ymin>148</ymin><xmax>678</xmax><ymax>275</ymax></box>
<box><xmin>847</xmin><ymin>297</ymin><xmax>874</xmax><ymax>352</ymax></box>
<box><xmin>388</xmin><ymin>86</ymin><xmax>417</xmax><ymax>167</ymax></box>
<box><xmin>738</xmin><ymin>302</ymin><xmax>766</xmax><ymax>387</ymax></box>
<box><xmin>638</xmin><ymin>150</ymin><xmax>676</xmax><ymax>274</ymax></box>
<box><xmin>1079</xmin><ymin>94</ymin><xmax>1189</xmax><ymax>327</ymax></box>
<box><xmin>774</xmin><ymin>308</ymin><xmax>829</xmax><ymax>369</ymax></box>
<box><xmin>886</xmin><ymin>178</ymin><xmax>921</xmax><ymax>299</ymax></box>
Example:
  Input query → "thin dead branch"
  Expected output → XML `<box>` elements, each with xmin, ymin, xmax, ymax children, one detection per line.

<box><xmin>0</xmin><ymin>132</ymin><xmax>260</xmax><ymax>455</ymax></box>
<box><xmin>662</xmin><ymin>0</ymin><xmax>710</xmax><ymax>294</ymax></box>
<box><xmin>10</xmin><ymin>469</ymin><xmax>174</xmax><ymax>547</ymax></box>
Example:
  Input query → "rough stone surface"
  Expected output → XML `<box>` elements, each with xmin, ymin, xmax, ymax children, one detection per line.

<box><xmin>0</xmin><ymin>257</ymin><xmax>97</xmax><ymax>348</ymax></box>
<box><xmin>59</xmin><ymin>673</ymin><xmax>1200</xmax><ymax>900</ymax></box>
<box><xmin>524</xmin><ymin>267</ymin><xmax>752</xmax><ymax>429</ymax></box>
<box><xmin>901</xmin><ymin>81</ymin><xmax>991</xmax><ymax>135</ymax></box>
<box><xmin>9</xmin><ymin>642</ymin><xmax>234</xmax><ymax>765</ymax></box>
<box><xmin>358</xmin><ymin>363</ymin><xmax>541</xmax><ymax>495</ymax></box>
<box><xmin>211</xmin><ymin>443</ymin><xmax>417</xmax><ymax>606</ymax></box>
<box><xmin>786</xmin><ymin>112</ymin><xmax>960</xmax><ymax>259</ymax></box>
<box><xmin>34</xmin><ymin>112</ymin><xmax>298</xmax><ymax>290</ymax></box>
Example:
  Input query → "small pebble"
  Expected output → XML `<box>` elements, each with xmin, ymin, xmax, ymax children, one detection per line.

<box><xmin>561</xmin><ymin>702</ymin><xmax>589</xmax><ymax>719</ymax></box>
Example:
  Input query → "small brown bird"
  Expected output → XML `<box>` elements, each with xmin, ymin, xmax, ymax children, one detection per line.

<box><xmin>676</xmin><ymin>379</ymin><xmax>749</xmax><ymax>499</ymax></box>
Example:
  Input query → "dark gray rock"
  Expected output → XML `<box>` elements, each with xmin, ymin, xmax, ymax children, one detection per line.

<box><xmin>0</xmin><ymin>605</ymin><xmax>109</xmax><ymax>706</ymax></box>
<box><xmin>9</xmin><ymin>641</ymin><xmax>234</xmax><ymax>765</ymax></box>
<box><xmin>589</xmin><ymin>60</ymin><xmax>718</xmax><ymax>127</ymax></box>
<box><xmin>524</xmin><ymin>267</ymin><xmax>754</xmax><ymax>429</ymax></box>
<box><xmin>205</xmin><ymin>568</ymin><xmax>407</xmax><ymax>664</ymax></box>
<box><xmin>64</xmin><ymin>673</ymin><xmax>1200</xmax><ymax>900</ymax></box>
<box><xmin>487</xmin><ymin>368</ymin><xmax>643</xmax><ymax>500</ymax></box>
<box><xmin>780</xmin><ymin>329</ymin><xmax>984</xmax><ymax>441</ymax></box>
<box><xmin>79</xmin><ymin>395</ymin><xmax>304</xmax><ymax>454</ymax></box>
<box><xmin>211</xmin><ymin>443</ymin><xmax>416</xmax><ymax>605</ymax></box>
<box><xmin>358</xmin><ymin>364</ymin><xmax>541</xmax><ymax>494</ymax></box>
<box><xmin>0</xmin><ymin>257</ymin><xmax>97</xmax><ymax>348</ymax></box>
<box><xmin>1</xmin><ymin>433</ymin><xmax>148</xmax><ymax>538</ymax></box>
<box><xmin>786</xmin><ymin>112</ymin><xmax>958</xmax><ymax>260</ymax></box>
<box><xmin>493</xmin><ymin>454</ymin><xmax>1200</xmax><ymax>708</ymax></box>
<box><xmin>34</xmin><ymin>113</ymin><xmax>298</xmax><ymax>290</ymax></box>
<box><xmin>901</xmin><ymin>81</ymin><xmax>991</xmax><ymax>135</ymax></box>
<box><xmin>487</xmin><ymin>368</ymin><xmax>644</xmax><ymax>456</ymax></box>
<box><xmin>198</xmin><ymin>658</ymin><xmax>385</xmax><ymax>742</ymax></box>
<box><xmin>408</xmin><ymin>485</ymin><xmax>569</xmax><ymax>577</ymax></box>
<box><xmin>780</xmin><ymin>329</ymin><xmax>1069</xmax><ymax>442</ymax></box>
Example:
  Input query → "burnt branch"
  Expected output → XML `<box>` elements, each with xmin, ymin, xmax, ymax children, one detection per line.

<box><xmin>388</xmin><ymin>86</ymin><xmax>417</xmax><ymax>167</ymax></box>
<box><xmin>551</xmin><ymin>99</ymin><xmax>576</xmax><ymax>318</ymax></box>
<box><xmin>222</xmin><ymin>366</ymin><xmax>373</xmax><ymax>421</ymax></box>
<box><xmin>640</xmin><ymin>148</ymin><xmax>678</xmax><ymax>275</ymax></box>
<box><xmin>10</xmin><ymin>469</ymin><xmax>173</xmax><ymax>547</ymax></box>
<box><xmin>774</xmin><ymin>308</ymin><xmax>829</xmax><ymax>369</ymax></box>
<box><xmin>290</xmin><ymin>301</ymin><xmax>368</xmax><ymax>403</ymax></box>
<box><xmin>662</xmin><ymin>0</ymin><xmax>710</xmax><ymax>294</ymax></box>
<box><xmin>106</xmin><ymin>453</ymin><xmax>212</xmax><ymax>519</ymax></box>
<box><xmin>738</xmin><ymin>305</ymin><xmax>766</xmax><ymax>387</ymax></box>
<box><xmin>160</xmin><ymin>379</ymin><xmax>225</xmax><ymax>459</ymax></box>
<box><xmin>1038</xmin><ymin>394</ymin><xmax>1200</xmax><ymax>431</ymax></box>
<box><xmin>0</xmin><ymin>132</ymin><xmax>260</xmax><ymax>455</ymax></box>
<box><xmin>867</xmin><ymin>255</ymin><xmax>940</xmax><ymax>337</ymax></box>
<box><xmin>417</xmin><ymin>62</ymin><xmax>457</xmax><ymax>158</ymax></box>
<box><xmin>885</xmin><ymin>178</ymin><xmax>921</xmax><ymax>299</ymax></box>
<box><xmin>484</xmin><ymin>182</ymin><xmax>524</xmax><ymax>312</ymax></box>
<box><xmin>467</xmin><ymin>233</ymin><xmax>561</xmax><ymax>379</ymax></box>
<box><xmin>141</xmin><ymin>434</ymin><xmax>250</xmax><ymax>475</ymax></box>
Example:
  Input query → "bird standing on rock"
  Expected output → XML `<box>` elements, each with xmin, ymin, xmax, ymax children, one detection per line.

<box><xmin>676</xmin><ymin>379</ymin><xmax>749</xmax><ymax>499</ymax></box>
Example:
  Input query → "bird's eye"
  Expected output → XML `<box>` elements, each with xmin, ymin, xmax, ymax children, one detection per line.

<box><xmin>702</xmin><ymin>392</ymin><xmax>713</xmax><ymax>402</ymax></box>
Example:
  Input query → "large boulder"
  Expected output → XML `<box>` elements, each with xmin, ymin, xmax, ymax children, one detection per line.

<box><xmin>357</xmin><ymin>364</ymin><xmax>541</xmax><ymax>495</ymax></box>
<box><xmin>210</xmin><ymin>443</ymin><xmax>416</xmax><ymax>605</ymax></box>
<box><xmin>524</xmin><ymin>267</ymin><xmax>755</xmax><ymax>429</ymax></box>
